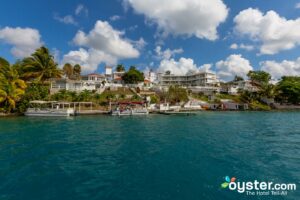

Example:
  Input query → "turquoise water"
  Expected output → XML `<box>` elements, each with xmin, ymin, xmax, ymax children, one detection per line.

<box><xmin>0</xmin><ymin>112</ymin><xmax>299</xmax><ymax>200</ymax></box>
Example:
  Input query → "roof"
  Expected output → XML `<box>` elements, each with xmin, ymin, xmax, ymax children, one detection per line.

<box><xmin>29</xmin><ymin>101</ymin><xmax>57</xmax><ymax>104</ymax></box>
<box><xmin>144</xmin><ymin>79</ymin><xmax>151</xmax><ymax>83</ymax></box>
<box><xmin>114</xmin><ymin>77</ymin><xmax>122</xmax><ymax>80</ymax></box>
<box><xmin>111</xmin><ymin>101</ymin><xmax>146</xmax><ymax>105</ymax></box>
<box><xmin>86</xmin><ymin>73</ymin><xmax>105</xmax><ymax>77</ymax></box>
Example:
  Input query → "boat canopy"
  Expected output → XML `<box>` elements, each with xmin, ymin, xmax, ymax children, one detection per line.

<box><xmin>111</xmin><ymin>101</ymin><xmax>146</xmax><ymax>105</ymax></box>
<box><xmin>29</xmin><ymin>101</ymin><xmax>57</xmax><ymax>104</ymax></box>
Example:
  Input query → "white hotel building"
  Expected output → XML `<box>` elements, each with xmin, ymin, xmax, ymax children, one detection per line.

<box><xmin>158</xmin><ymin>71</ymin><xmax>220</xmax><ymax>93</ymax></box>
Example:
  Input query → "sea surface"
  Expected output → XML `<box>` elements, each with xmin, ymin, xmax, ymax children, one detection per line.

<box><xmin>0</xmin><ymin>112</ymin><xmax>299</xmax><ymax>200</ymax></box>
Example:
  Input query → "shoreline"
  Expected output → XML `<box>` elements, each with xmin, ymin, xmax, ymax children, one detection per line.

<box><xmin>1</xmin><ymin>109</ymin><xmax>300</xmax><ymax>118</ymax></box>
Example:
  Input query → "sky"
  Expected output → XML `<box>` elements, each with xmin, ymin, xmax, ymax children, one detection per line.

<box><xmin>0</xmin><ymin>0</ymin><xmax>300</xmax><ymax>81</ymax></box>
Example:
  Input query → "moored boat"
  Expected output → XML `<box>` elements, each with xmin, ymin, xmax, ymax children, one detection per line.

<box><xmin>110</xmin><ymin>101</ymin><xmax>149</xmax><ymax>116</ymax></box>
<box><xmin>25</xmin><ymin>101</ymin><xmax>75</xmax><ymax>117</ymax></box>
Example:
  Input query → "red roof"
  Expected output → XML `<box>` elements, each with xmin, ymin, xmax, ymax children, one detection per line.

<box><xmin>114</xmin><ymin>77</ymin><xmax>122</xmax><ymax>80</ymax></box>
<box><xmin>112</xmin><ymin>101</ymin><xmax>146</xmax><ymax>105</ymax></box>
<box><xmin>87</xmin><ymin>73</ymin><xmax>104</xmax><ymax>77</ymax></box>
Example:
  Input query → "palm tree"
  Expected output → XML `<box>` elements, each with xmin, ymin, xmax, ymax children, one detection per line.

<box><xmin>21</xmin><ymin>46</ymin><xmax>62</xmax><ymax>83</ymax></box>
<box><xmin>116</xmin><ymin>64</ymin><xmax>125</xmax><ymax>72</ymax></box>
<box><xmin>0</xmin><ymin>58</ymin><xmax>27</xmax><ymax>113</ymax></box>
<box><xmin>63</xmin><ymin>63</ymin><xmax>73</xmax><ymax>79</ymax></box>
<box><xmin>73</xmin><ymin>64</ymin><xmax>81</xmax><ymax>80</ymax></box>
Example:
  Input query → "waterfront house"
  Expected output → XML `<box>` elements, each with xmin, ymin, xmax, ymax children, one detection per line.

<box><xmin>50</xmin><ymin>73</ymin><xmax>106</xmax><ymax>94</ymax></box>
<box><xmin>221</xmin><ymin>80</ymin><xmax>259</xmax><ymax>95</ymax></box>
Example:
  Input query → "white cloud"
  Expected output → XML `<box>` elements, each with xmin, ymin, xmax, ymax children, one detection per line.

<box><xmin>216</xmin><ymin>54</ymin><xmax>253</xmax><ymax>81</ymax></box>
<box><xmin>75</xmin><ymin>4</ymin><xmax>88</xmax><ymax>16</ymax></box>
<box><xmin>260</xmin><ymin>57</ymin><xmax>300</xmax><ymax>79</ymax></box>
<box><xmin>295</xmin><ymin>3</ymin><xmax>300</xmax><ymax>9</ymax></box>
<box><xmin>230</xmin><ymin>43</ymin><xmax>254</xmax><ymax>51</ymax></box>
<box><xmin>156</xmin><ymin>46</ymin><xmax>214</xmax><ymax>75</ymax></box>
<box><xmin>73</xmin><ymin>20</ymin><xmax>140</xmax><ymax>58</ymax></box>
<box><xmin>158</xmin><ymin>57</ymin><xmax>200</xmax><ymax>75</ymax></box>
<box><xmin>132</xmin><ymin>37</ymin><xmax>147</xmax><ymax>50</ymax></box>
<box><xmin>0</xmin><ymin>27</ymin><xmax>43</xmax><ymax>58</ymax></box>
<box><xmin>63</xmin><ymin>20</ymin><xmax>140</xmax><ymax>73</ymax></box>
<box><xmin>234</xmin><ymin>8</ymin><xmax>300</xmax><ymax>54</ymax></box>
<box><xmin>54</xmin><ymin>13</ymin><xmax>78</xmax><ymax>26</ymax></box>
<box><xmin>124</xmin><ymin>0</ymin><xmax>228</xmax><ymax>40</ymax></box>
<box><xmin>62</xmin><ymin>48</ymin><xmax>117</xmax><ymax>73</ymax></box>
<box><xmin>52</xmin><ymin>48</ymin><xmax>60</xmax><ymax>63</ymax></box>
<box><xmin>200</xmin><ymin>64</ymin><xmax>213</xmax><ymax>72</ymax></box>
<box><xmin>230</xmin><ymin>43</ymin><xmax>238</xmax><ymax>49</ymax></box>
<box><xmin>155</xmin><ymin>46</ymin><xmax>183</xmax><ymax>60</ymax></box>
<box><xmin>110</xmin><ymin>15</ymin><xmax>121</xmax><ymax>21</ymax></box>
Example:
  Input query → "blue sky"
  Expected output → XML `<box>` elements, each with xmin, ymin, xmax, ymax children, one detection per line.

<box><xmin>0</xmin><ymin>0</ymin><xmax>300</xmax><ymax>80</ymax></box>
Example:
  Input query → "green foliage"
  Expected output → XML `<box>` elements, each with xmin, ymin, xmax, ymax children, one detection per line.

<box><xmin>191</xmin><ymin>92</ymin><xmax>209</xmax><ymax>102</ymax></box>
<box><xmin>116</xmin><ymin>64</ymin><xmax>125</xmax><ymax>72</ymax></box>
<box><xmin>150</xmin><ymin>95</ymin><xmax>160</xmax><ymax>104</ymax></box>
<box><xmin>0</xmin><ymin>58</ymin><xmax>27</xmax><ymax>113</ymax></box>
<box><xmin>63</xmin><ymin>63</ymin><xmax>73</xmax><ymax>79</ymax></box>
<box><xmin>249</xmin><ymin>101</ymin><xmax>271</xmax><ymax>111</ymax></box>
<box><xmin>122</xmin><ymin>66</ymin><xmax>144</xmax><ymax>84</ymax></box>
<box><xmin>233</xmin><ymin>75</ymin><xmax>244</xmax><ymax>82</ymax></box>
<box><xmin>21</xmin><ymin>46</ymin><xmax>62</xmax><ymax>82</ymax></box>
<box><xmin>73</xmin><ymin>64</ymin><xmax>81</xmax><ymax>80</ymax></box>
<box><xmin>131</xmin><ymin>94</ymin><xmax>141</xmax><ymax>100</ymax></box>
<box><xmin>275</xmin><ymin>76</ymin><xmax>300</xmax><ymax>104</ymax></box>
<box><xmin>239</xmin><ymin>90</ymin><xmax>258</xmax><ymax>103</ymax></box>
<box><xmin>17</xmin><ymin>83</ymin><xmax>49</xmax><ymax>113</ymax></box>
<box><xmin>245</xmin><ymin>70</ymin><xmax>275</xmax><ymax>101</ymax></box>
<box><xmin>247</xmin><ymin>70</ymin><xmax>271</xmax><ymax>86</ymax></box>
<box><xmin>216</xmin><ymin>93</ymin><xmax>241</xmax><ymax>103</ymax></box>
<box><xmin>77</xmin><ymin>90</ymin><xmax>93</xmax><ymax>102</ymax></box>
<box><xmin>167</xmin><ymin>85</ymin><xmax>188</xmax><ymax>103</ymax></box>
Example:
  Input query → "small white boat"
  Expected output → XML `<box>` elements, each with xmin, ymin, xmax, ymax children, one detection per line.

<box><xmin>25</xmin><ymin>101</ymin><xmax>75</xmax><ymax>117</ymax></box>
<box><xmin>131</xmin><ymin>108</ymin><xmax>149</xmax><ymax>115</ymax></box>
<box><xmin>111</xmin><ymin>108</ymin><xmax>133</xmax><ymax>116</ymax></box>
<box><xmin>111</xmin><ymin>101</ymin><xmax>149</xmax><ymax>116</ymax></box>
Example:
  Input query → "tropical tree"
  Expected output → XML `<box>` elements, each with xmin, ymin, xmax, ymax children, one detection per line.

<box><xmin>165</xmin><ymin>70</ymin><xmax>171</xmax><ymax>75</ymax></box>
<box><xmin>17</xmin><ymin>83</ymin><xmax>49</xmax><ymax>113</ymax></box>
<box><xmin>0</xmin><ymin>58</ymin><xmax>27</xmax><ymax>113</ymax></box>
<box><xmin>233</xmin><ymin>75</ymin><xmax>244</xmax><ymax>82</ymax></box>
<box><xmin>122</xmin><ymin>66</ymin><xmax>144</xmax><ymax>84</ymax></box>
<box><xmin>63</xmin><ymin>63</ymin><xmax>73</xmax><ymax>79</ymax></box>
<box><xmin>116</xmin><ymin>64</ymin><xmax>125</xmax><ymax>72</ymax></box>
<box><xmin>73</xmin><ymin>64</ymin><xmax>81</xmax><ymax>80</ymax></box>
<box><xmin>21</xmin><ymin>46</ymin><xmax>62</xmax><ymax>83</ymax></box>
<box><xmin>247</xmin><ymin>70</ymin><xmax>271</xmax><ymax>87</ymax></box>
<box><xmin>275</xmin><ymin>76</ymin><xmax>300</xmax><ymax>104</ymax></box>
<box><xmin>77</xmin><ymin>90</ymin><xmax>93</xmax><ymax>101</ymax></box>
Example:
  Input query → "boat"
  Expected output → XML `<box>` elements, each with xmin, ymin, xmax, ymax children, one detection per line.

<box><xmin>111</xmin><ymin>108</ymin><xmax>132</xmax><ymax>116</ymax></box>
<box><xmin>25</xmin><ymin>101</ymin><xmax>75</xmax><ymax>117</ymax></box>
<box><xmin>131</xmin><ymin>108</ymin><xmax>149</xmax><ymax>115</ymax></box>
<box><xmin>110</xmin><ymin>101</ymin><xmax>149</xmax><ymax>116</ymax></box>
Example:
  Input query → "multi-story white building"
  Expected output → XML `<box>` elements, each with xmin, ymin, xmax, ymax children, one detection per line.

<box><xmin>158</xmin><ymin>71</ymin><xmax>219</xmax><ymax>87</ymax></box>
<box><xmin>158</xmin><ymin>71</ymin><xmax>220</xmax><ymax>93</ymax></box>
